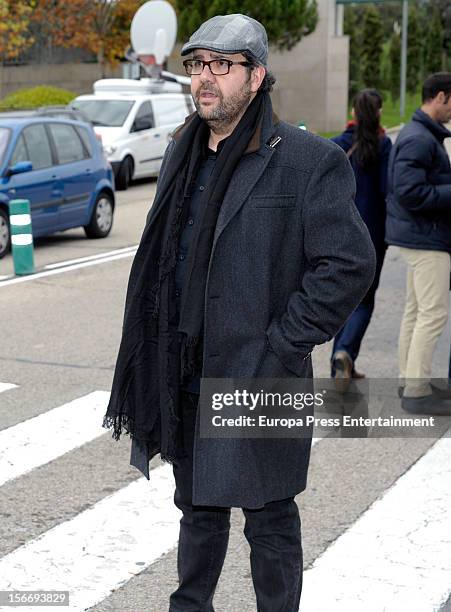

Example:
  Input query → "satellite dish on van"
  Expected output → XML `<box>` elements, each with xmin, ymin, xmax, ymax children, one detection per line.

<box><xmin>131</xmin><ymin>0</ymin><xmax>177</xmax><ymax>65</ymax></box>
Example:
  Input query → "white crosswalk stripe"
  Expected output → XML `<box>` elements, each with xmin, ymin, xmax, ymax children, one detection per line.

<box><xmin>0</xmin><ymin>465</ymin><xmax>180</xmax><ymax>612</ymax></box>
<box><xmin>0</xmin><ymin>391</ymin><xmax>110</xmax><ymax>486</ymax></box>
<box><xmin>301</xmin><ymin>432</ymin><xmax>451</xmax><ymax>612</ymax></box>
<box><xmin>0</xmin><ymin>382</ymin><xmax>18</xmax><ymax>394</ymax></box>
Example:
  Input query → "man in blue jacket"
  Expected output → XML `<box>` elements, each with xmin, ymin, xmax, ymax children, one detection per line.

<box><xmin>386</xmin><ymin>72</ymin><xmax>451</xmax><ymax>414</ymax></box>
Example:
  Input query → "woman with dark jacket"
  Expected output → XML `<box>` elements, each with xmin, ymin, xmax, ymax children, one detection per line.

<box><xmin>331</xmin><ymin>89</ymin><xmax>392</xmax><ymax>381</ymax></box>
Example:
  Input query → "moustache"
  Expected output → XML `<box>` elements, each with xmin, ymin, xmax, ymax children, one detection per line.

<box><xmin>196</xmin><ymin>87</ymin><xmax>220</xmax><ymax>97</ymax></box>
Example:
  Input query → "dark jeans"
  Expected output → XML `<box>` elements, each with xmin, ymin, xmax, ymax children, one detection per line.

<box><xmin>169</xmin><ymin>391</ymin><xmax>303</xmax><ymax>612</ymax></box>
<box><xmin>331</xmin><ymin>246</ymin><xmax>386</xmax><ymax>374</ymax></box>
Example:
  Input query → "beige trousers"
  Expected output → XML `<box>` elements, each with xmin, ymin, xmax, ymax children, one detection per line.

<box><xmin>398</xmin><ymin>247</ymin><xmax>450</xmax><ymax>397</ymax></box>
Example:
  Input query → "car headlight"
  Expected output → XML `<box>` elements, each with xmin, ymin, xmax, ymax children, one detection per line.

<box><xmin>104</xmin><ymin>145</ymin><xmax>117</xmax><ymax>156</ymax></box>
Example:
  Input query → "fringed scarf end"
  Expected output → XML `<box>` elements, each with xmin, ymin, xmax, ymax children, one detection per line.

<box><xmin>102</xmin><ymin>414</ymin><xmax>131</xmax><ymax>441</ymax></box>
<box><xmin>159</xmin><ymin>453</ymin><xmax>176</xmax><ymax>466</ymax></box>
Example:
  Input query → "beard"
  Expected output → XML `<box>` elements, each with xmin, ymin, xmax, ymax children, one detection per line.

<box><xmin>440</xmin><ymin>109</ymin><xmax>451</xmax><ymax>124</ymax></box>
<box><xmin>193</xmin><ymin>79</ymin><xmax>253</xmax><ymax>132</ymax></box>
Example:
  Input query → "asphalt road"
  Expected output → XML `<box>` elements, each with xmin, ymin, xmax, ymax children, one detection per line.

<box><xmin>1</xmin><ymin>169</ymin><xmax>451</xmax><ymax>612</ymax></box>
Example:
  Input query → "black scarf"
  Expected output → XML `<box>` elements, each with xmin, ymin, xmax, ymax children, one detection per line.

<box><xmin>103</xmin><ymin>91</ymin><xmax>268</xmax><ymax>464</ymax></box>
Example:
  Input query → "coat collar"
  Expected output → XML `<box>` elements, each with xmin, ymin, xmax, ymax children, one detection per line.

<box><xmin>141</xmin><ymin>95</ymin><xmax>281</xmax><ymax>244</ymax></box>
<box><xmin>209</xmin><ymin>96</ymin><xmax>281</xmax><ymax>248</ymax></box>
<box><xmin>170</xmin><ymin>96</ymin><xmax>282</xmax><ymax>250</ymax></box>
<box><xmin>172</xmin><ymin>102</ymin><xmax>280</xmax><ymax>155</ymax></box>
<box><xmin>412</xmin><ymin>108</ymin><xmax>451</xmax><ymax>143</ymax></box>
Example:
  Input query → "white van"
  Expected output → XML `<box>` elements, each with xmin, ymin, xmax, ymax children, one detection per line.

<box><xmin>71</xmin><ymin>79</ymin><xmax>194</xmax><ymax>190</ymax></box>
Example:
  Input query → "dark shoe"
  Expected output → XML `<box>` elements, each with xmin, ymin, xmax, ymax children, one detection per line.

<box><xmin>401</xmin><ymin>394</ymin><xmax>451</xmax><ymax>416</ymax></box>
<box><xmin>398</xmin><ymin>384</ymin><xmax>451</xmax><ymax>400</ymax></box>
<box><xmin>332</xmin><ymin>351</ymin><xmax>353</xmax><ymax>393</ymax></box>
<box><xmin>431</xmin><ymin>383</ymin><xmax>451</xmax><ymax>399</ymax></box>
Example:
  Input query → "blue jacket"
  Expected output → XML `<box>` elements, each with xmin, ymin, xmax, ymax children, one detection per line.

<box><xmin>385</xmin><ymin>108</ymin><xmax>451</xmax><ymax>252</ymax></box>
<box><xmin>332</xmin><ymin>125</ymin><xmax>392</xmax><ymax>251</ymax></box>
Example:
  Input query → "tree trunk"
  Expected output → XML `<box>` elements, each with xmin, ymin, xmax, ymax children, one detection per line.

<box><xmin>97</xmin><ymin>45</ymin><xmax>105</xmax><ymax>78</ymax></box>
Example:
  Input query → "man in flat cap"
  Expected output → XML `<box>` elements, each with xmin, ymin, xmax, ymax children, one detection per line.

<box><xmin>103</xmin><ymin>13</ymin><xmax>375</xmax><ymax>611</ymax></box>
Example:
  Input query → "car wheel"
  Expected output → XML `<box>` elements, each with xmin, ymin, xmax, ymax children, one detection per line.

<box><xmin>116</xmin><ymin>156</ymin><xmax>133</xmax><ymax>190</ymax></box>
<box><xmin>0</xmin><ymin>208</ymin><xmax>11</xmax><ymax>259</ymax></box>
<box><xmin>84</xmin><ymin>192</ymin><xmax>114</xmax><ymax>239</ymax></box>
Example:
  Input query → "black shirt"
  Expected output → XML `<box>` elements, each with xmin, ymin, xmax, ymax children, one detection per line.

<box><xmin>175</xmin><ymin>136</ymin><xmax>228</xmax><ymax>393</ymax></box>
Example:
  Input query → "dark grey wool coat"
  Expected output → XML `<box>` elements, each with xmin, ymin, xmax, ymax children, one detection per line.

<box><xmin>127</xmin><ymin>101</ymin><xmax>376</xmax><ymax>509</ymax></box>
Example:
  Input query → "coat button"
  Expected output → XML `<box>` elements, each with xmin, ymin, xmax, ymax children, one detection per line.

<box><xmin>199</xmin><ymin>185</ymin><xmax>205</xmax><ymax>191</ymax></box>
<box><xmin>188</xmin><ymin>218</ymin><xmax>194</xmax><ymax>226</ymax></box>
<box><xmin>179</xmin><ymin>254</ymin><xmax>185</xmax><ymax>261</ymax></box>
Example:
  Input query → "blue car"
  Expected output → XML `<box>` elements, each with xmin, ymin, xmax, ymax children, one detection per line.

<box><xmin>0</xmin><ymin>115</ymin><xmax>115</xmax><ymax>258</ymax></box>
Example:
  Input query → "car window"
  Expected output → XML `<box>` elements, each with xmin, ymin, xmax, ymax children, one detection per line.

<box><xmin>0</xmin><ymin>127</ymin><xmax>11</xmax><ymax>165</ymax></box>
<box><xmin>152</xmin><ymin>97</ymin><xmax>188</xmax><ymax>127</ymax></box>
<box><xmin>75</xmin><ymin>125</ymin><xmax>93</xmax><ymax>158</ymax></box>
<box><xmin>49</xmin><ymin>123</ymin><xmax>85</xmax><ymax>164</ymax></box>
<box><xmin>134</xmin><ymin>101</ymin><xmax>154</xmax><ymax>127</ymax></box>
<box><xmin>10</xmin><ymin>134</ymin><xmax>28</xmax><ymax>166</ymax></box>
<box><xmin>70</xmin><ymin>99</ymin><xmax>134</xmax><ymax>127</ymax></box>
<box><xmin>22</xmin><ymin>124</ymin><xmax>53</xmax><ymax>170</ymax></box>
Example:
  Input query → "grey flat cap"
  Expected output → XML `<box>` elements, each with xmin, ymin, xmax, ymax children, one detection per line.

<box><xmin>181</xmin><ymin>14</ymin><xmax>268</xmax><ymax>66</ymax></box>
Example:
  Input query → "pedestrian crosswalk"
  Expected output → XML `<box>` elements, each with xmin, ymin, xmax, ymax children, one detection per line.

<box><xmin>0</xmin><ymin>466</ymin><xmax>180</xmax><ymax>612</ymax></box>
<box><xmin>301</xmin><ymin>432</ymin><xmax>451</xmax><ymax>612</ymax></box>
<box><xmin>0</xmin><ymin>391</ymin><xmax>110</xmax><ymax>487</ymax></box>
<box><xmin>0</xmin><ymin>386</ymin><xmax>450</xmax><ymax>612</ymax></box>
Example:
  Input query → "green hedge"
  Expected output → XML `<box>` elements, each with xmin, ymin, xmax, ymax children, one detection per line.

<box><xmin>0</xmin><ymin>86</ymin><xmax>77</xmax><ymax>111</ymax></box>
<box><xmin>319</xmin><ymin>90</ymin><xmax>422</xmax><ymax>138</ymax></box>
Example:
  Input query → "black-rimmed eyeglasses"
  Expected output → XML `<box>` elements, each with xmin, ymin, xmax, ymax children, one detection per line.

<box><xmin>183</xmin><ymin>58</ymin><xmax>252</xmax><ymax>76</ymax></box>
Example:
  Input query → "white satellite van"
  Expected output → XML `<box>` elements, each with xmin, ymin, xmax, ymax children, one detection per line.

<box><xmin>71</xmin><ymin>79</ymin><xmax>194</xmax><ymax>190</ymax></box>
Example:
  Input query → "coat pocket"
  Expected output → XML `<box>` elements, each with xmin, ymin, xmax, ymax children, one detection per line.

<box><xmin>249</xmin><ymin>194</ymin><xmax>296</xmax><ymax>209</ymax></box>
<box><xmin>255</xmin><ymin>342</ymin><xmax>297</xmax><ymax>379</ymax></box>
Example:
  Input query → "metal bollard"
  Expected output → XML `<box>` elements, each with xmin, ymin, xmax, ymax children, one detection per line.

<box><xmin>8</xmin><ymin>199</ymin><xmax>35</xmax><ymax>275</ymax></box>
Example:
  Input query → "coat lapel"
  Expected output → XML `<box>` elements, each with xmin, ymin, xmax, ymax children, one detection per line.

<box><xmin>142</xmin><ymin>104</ymin><xmax>280</xmax><ymax>248</ymax></box>
<box><xmin>212</xmin><ymin>104</ymin><xmax>280</xmax><ymax>249</ymax></box>
<box><xmin>212</xmin><ymin>145</ymin><xmax>276</xmax><ymax>249</ymax></box>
